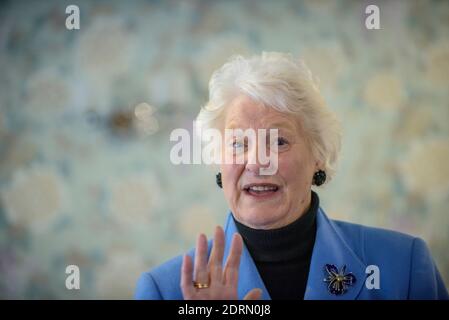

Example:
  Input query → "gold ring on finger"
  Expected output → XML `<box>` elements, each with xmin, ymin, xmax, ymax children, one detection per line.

<box><xmin>193</xmin><ymin>281</ymin><xmax>209</xmax><ymax>289</ymax></box>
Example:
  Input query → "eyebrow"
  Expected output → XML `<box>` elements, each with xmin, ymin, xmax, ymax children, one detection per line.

<box><xmin>226</xmin><ymin>121</ymin><xmax>297</xmax><ymax>134</ymax></box>
<box><xmin>264</xmin><ymin>121</ymin><xmax>297</xmax><ymax>132</ymax></box>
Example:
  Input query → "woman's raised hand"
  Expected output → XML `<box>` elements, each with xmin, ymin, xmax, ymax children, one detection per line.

<box><xmin>180</xmin><ymin>226</ymin><xmax>262</xmax><ymax>300</ymax></box>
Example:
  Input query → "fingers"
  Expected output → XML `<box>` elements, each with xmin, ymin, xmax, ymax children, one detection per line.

<box><xmin>193</xmin><ymin>233</ymin><xmax>208</xmax><ymax>285</ymax></box>
<box><xmin>208</xmin><ymin>226</ymin><xmax>225</xmax><ymax>282</ymax></box>
<box><xmin>223</xmin><ymin>233</ymin><xmax>243</xmax><ymax>287</ymax></box>
<box><xmin>182</xmin><ymin>229</ymin><xmax>259</xmax><ymax>301</ymax></box>
<box><xmin>243</xmin><ymin>288</ymin><xmax>263</xmax><ymax>300</ymax></box>
<box><xmin>180</xmin><ymin>255</ymin><xmax>194</xmax><ymax>299</ymax></box>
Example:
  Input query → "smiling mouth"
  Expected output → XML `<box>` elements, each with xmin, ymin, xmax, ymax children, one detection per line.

<box><xmin>243</xmin><ymin>183</ymin><xmax>280</xmax><ymax>198</ymax></box>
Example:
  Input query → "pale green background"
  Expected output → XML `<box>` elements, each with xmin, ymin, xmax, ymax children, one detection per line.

<box><xmin>0</xmin><ymin>0</ymin><xmax>448</xmax><ymax>298</ymax></box>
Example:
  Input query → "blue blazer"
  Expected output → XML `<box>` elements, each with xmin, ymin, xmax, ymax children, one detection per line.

<box><xmin>135</xmin><ymin>207</ymin><xmax>448</xmax><ymax>300</ymax></box>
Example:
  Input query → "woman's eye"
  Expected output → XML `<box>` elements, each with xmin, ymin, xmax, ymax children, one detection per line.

<box><xmin>232</xmin><ymin>141</ymin><xmax>244</xmax><ymax>149</ymax></box>
<box><xmin>277</xmin><ymin>137</ymin><xmax>288</xmax><ymax>146</ymax></box>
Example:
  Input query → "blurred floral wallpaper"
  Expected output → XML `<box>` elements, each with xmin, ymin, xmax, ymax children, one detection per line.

<box><xmin>0</xmin><ymin>0</ymin><xmax>448</xmax><ymax>298</ymax></box>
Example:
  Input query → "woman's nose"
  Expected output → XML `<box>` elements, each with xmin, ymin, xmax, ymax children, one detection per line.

<box><xmin>244</xmin><ymin>143</ymin><xmax>271</xmax><ymax>174</ymax></box>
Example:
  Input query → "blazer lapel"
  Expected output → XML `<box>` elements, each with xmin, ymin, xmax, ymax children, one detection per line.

<box><xmin>223</xmin><ymin>207</ymin><xmax>366</xmax><ymax>300</ymax></box>
<box><xmin>223</xmin><ymin>213</ymin><xmax>271</xmax><ymax>300</ymax></box>
<box><xmin>304</xmin><ymin>207</ymin><xmax>366</xmax><ymax>300</ymax></box>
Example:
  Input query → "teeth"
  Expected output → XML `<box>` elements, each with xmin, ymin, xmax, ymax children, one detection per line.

<box><xmin>248</xmin><ymin>185</ymin><xmax>277</xmax><ymax>192</ymax></box>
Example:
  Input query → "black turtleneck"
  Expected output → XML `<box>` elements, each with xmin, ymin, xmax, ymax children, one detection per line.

<box><xmin>233</xmin><ymin>191</ymin><xmax>318</xmax><ymax>300</ymax></box>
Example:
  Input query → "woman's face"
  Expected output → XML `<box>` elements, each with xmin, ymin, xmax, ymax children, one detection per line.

<box><xmin>220</xmin><ymin>94</ymin><xmax>319</xmax><ymax>229</ymax></box>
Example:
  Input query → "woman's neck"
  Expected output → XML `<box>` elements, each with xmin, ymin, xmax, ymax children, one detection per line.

<box><xmin>233</xmin><ymin>190</ymin><xmax>319</xmax><ymax>262</ymax></box>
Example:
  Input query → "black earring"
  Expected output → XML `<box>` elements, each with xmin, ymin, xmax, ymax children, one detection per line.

<box><xmin>216</xmin><ymin>172</ymin><xmax>223</xmax><ymax>188</ymax></box>
<box><xmin>313</xmin><ymin>170</ymin><xmax>326</xmax><ymax>186</ymax></box>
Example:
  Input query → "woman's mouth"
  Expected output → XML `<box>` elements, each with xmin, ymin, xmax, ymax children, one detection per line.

<box><xmin>243</xmin><ymin>183</ymin><xmax>280</xmax><ymax>199</ymax></box>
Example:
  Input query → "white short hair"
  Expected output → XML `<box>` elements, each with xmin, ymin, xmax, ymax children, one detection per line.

<box><xmin>196</xmin><ymin>52</ymin><xmax>342</xmax><ymax>185</ymax></box>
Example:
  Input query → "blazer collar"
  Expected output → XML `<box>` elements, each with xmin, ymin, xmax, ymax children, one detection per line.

<box><xmin>223</xmin><ymin>207</ymin><xmax>366</xmax><ymax>300</ymax></box>
<box><xmin>304</xmin><ymin>207</ymin><xmax>366</xmax><ymax>300</ymax></box>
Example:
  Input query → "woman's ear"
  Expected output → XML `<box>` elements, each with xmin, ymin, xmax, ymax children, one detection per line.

<box><xmin>314</xmin><ymin>160</ymin><xmax>323</xmax><ymax>171</ymax></box>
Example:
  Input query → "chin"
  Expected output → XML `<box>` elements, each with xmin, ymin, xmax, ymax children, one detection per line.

<box><xmin>236</xmin><ymin>207</ymin><xmax>284</xmax><ymax>229</ymax></box>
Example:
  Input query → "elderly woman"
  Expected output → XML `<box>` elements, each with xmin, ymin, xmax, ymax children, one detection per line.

<box><xmin>135</xmin><ymin>52</ymin><xmax>448</xmax><ymax>300</ymax></box>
